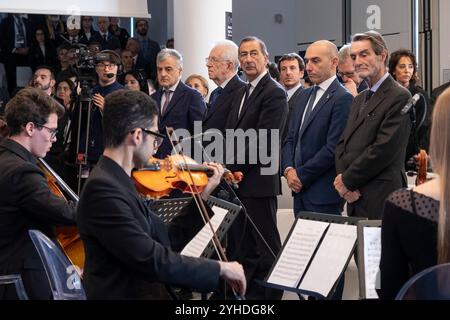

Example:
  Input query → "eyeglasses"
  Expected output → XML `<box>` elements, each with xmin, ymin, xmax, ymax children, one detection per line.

<box><xmin>337</xmin><ymin>71</ymin><xmax>355</xmax><ymax>79</ymax></box>
<box><xmin>34</xmin><ymin>123</ymin><xmax>58</xmax><ymax>139</ymax></box>
<box><xmin>205</xmin><ymin>57</ymin><xmax>228</xmax><ymax>64</ymax></box>
<box><xmin>97</xmin><ymin>62</ymin><xmax>117</xmax><ymax>69</ymax></box>
<box><xmin>139</xmin><ymin>128</ymin><xmax>165</xmax><ymax>148</ymax></box>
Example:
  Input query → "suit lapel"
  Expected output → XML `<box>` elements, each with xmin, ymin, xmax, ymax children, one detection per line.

<box><xmin>292</xmin><ymin>88</ymin><xmax>312</xmax><ymax>142</ymax></box>
<box><xmin>345</xmin><ymin>75</ymin><xmax>395</xmax><ymax>144</ymax></box>
<box><xmin>204</xmin><ymin>76</ymin><xmax>239</xmax><ymax>122</ymax></box>
<box><xmin>298</xmin><ymin>79</ymin><xmax>338</xmax><ymax>139</ymax></box>
<box><xmin>235</xmin><ymin>73</ymin><xmax>270</xmax><ymax>127</ymax></box>
<box><xmin>161</xmin><ymin>82</ymin><xmax>184</xmax><ymax>120</ymax></box>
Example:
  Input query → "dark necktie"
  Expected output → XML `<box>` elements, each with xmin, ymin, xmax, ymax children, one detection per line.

<box><xmin>300</xmin><ymin>85</ymin><xmax>318</xmax><ymax>130</ymax></box>
<box><xmin>209</xmin><ymin>86</ymin><xmax>223</xmax><ymax>106</ymax></box>
<box><xmin>238</xmin><ymin>83</ymin><xmax>252</xmax><ymax>118</ymax></box>
<box><xmin>359</xmin><ymin>90</ymin><xmax>374</xmax><ymax>116</ymax></box>
<box><xmin>103</xmin><ymin>34</ymin><xmax>107</xmax><ymax>41</ymax></box>
<box><xmin>161</xmin><ymin>89</ymin><xmax>171</xmax><ymax>116</ymax></box>
<box><xmin>295</xmin><ymin>86</ymin><xmax>318</xmax><ymax>165</ymax></box>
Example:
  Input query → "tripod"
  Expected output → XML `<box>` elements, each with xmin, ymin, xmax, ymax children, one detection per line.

<box><xmin>74</xmin><ymin>77</ymin><xmax>95</xmax><ymax>195</ymax></box>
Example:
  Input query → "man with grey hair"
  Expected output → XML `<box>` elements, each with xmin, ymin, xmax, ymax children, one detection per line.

<box><xmin>204</xmin><ymin>40</ymin><xmax>246</xmax><ymax>133</ymax></box>
<box><xmin>335</xmin><ymin>31</ymin><xmax>411</xmax><ymax>219</ymax></box>
<box><xmin>151</xmin><ymin>49</ymin><xmax>206</xmax><ymax>159</ymax></box>
<box><xmin>225</xmin><ymin>36</ymin><xmax>288</xmax><ymax>300</ymax></box>
<box><xmin>337</xmin><ymin>44</ymin><xmax>367</xmax><ymax>97</ymax></box>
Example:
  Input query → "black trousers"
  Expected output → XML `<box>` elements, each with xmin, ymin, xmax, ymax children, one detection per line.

<box><xmin>227</xmin><ymin>196</ymin><xmax>283</xmax><ymax>300</ymax></box>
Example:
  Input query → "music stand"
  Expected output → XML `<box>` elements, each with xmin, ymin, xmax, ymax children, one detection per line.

<box><xmin>149</xmin><ymin>196</ymin><xmax>241</xmax><ymax>259</ymax></box>
<box><xmin>262</xmin><ymin>212</ymin><xmax>366</xmax><ymax>299</ymax></box>
<box><xmin>357</xmin><ymin>219</ymin><xmax>382</xmax><ymax>299</ymax></box>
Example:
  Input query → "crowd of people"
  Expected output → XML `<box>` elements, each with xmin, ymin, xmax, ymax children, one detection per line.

<box><xmin>1</xmin><ymin>12</ymin><xmax>450</xmax><ymax>301</ymax></box>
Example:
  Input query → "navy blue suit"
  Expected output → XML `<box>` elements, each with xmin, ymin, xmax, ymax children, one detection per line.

<box><xmin>152</xmin><ymin>81</ymin><xmax>206</xmax><ymax>159</ymax></box>
<box><xmin>203</xmin><ymin>75</ymin><xmax>246</xmax><ymax>133</ymax></box>
<box><xmin>282</xmin><ymin>78</ymin><xmax>353</xmax><ymax>215</ymax></box>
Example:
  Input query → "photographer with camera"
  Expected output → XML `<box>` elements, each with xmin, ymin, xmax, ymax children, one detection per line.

<box><xmin>68</xmin><ymin>50</ymin><xmax>123</xmax><ymax>191</ymax></box>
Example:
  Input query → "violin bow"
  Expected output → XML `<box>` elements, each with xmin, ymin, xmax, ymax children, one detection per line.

<box><xmin>166</xmin><ymin>127</ymin><xmax>244</xmax><ymax>299</ymax></box>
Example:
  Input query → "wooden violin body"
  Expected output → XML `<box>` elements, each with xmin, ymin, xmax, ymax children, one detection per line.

<box><xmin>132</xmin><ymin>155</ymin><xmax>243</xmax><ymax>199</ymax></box>
<box><xmin>415</xmin><ymin>149</ymin><xmax>428</xmax><ymax>186</ymax></box>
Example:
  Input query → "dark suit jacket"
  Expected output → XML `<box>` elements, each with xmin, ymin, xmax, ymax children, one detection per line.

<box><xmin>225</xmin><ymin>73</ymin><xmax>288</xmax><ymax>198</ymax></box>
<box><xmin>0</xmin><ymin>139</ymin><xmax>76</xmax><ymax>299</ymax></box>
<box><xmin>282</xmin><ymin>79</ymin><xmax>353</xmax><ymax>205</ymax></box>
<box><xmin>152</xmin><ymin>81</ymin><xmax>206</xmax><ymax>159</ymax></box>
<box><xmin>335</xmin><ymin>75</ymin><xmax>412</xmax><ymax>219</ymax></box>
<box><xmin>92</xmin><ymin>33</ymin><xmax>121</xmax><ymax>51</ymax></box>
<box><xmin>281</xmin><ymin>86</ymin><xmax>304</xmax><ymax>144</ymax></box>
<box><xmin>203</xmin><ymin>75</ymin><xmax>246</xmax><ymax>133</ymax></box>
<box><xmin>77</xmin><ymin>156</ymin><xmax>220</xmax><ymax>299</ymax></box>
<box><xmin>431</xmin><ymin>81</ymin><xmax>450</xmax><ymax>107</ymax></box>
<box><xmin>0</xmin><ymin>15</ymin><xmax>33</xmax><ymax>62</ymax></box>
<box><xmin>28</xmin><ymin>41</ymin><xmax>58</xmax><ymax>71</ymax></box>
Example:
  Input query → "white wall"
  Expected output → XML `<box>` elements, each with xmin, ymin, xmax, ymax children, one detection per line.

<box><xmin>174</xmin><ymin>0</ymin><xmax>232</xmax><ymax>91</ymax></box>
<box><xmin>439</xmin><ymin>0</ymin><xmax>450</xmax><ymax>84</ymax></box>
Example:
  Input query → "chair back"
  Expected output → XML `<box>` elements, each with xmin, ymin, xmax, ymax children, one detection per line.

<box><xmin>0</xmin><ymin>274</ymin><xmax>29</xmax><ymax>300</ymax></box>
<box><xmin>396</xmin><ymin>263</ymin><xmax>450</xmax><ymax>300</ymax></box>
<box><xmin>28</xmin><ymin>230</ymin><xmax>86</xmax><ymax>300</ymax></box>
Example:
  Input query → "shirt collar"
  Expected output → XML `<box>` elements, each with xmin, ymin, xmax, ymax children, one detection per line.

<box><xmin>316</xmin><ymin>75</ymin><xmax>337</xmax><ymax>92</ymax></box>
<box><xmin>0</xmin><ymin>138</ymin><xmax>36</xmax><ymax>165</ymax></box>
<box><xmin>248</xmin><ymin>70</ymin><xmax>268</xmax><ymax>90</ymax></box>
<box><xmin>286</xmin><ymin>83</ymin><xmax>302</xmax><ymax>100</ymax></box>
<box><xmin>218</xmin><ymin>74</ymin><xmax>235</xmax><ymax>89</ymax></box>
<box><xmin>370</xmin><ymin>72</ymin><xmax>389</xmax><ymax>93</ymax></box>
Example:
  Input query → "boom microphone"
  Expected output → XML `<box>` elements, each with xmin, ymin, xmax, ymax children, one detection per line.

<box><xmin>106</xmin><ymin>73</ymin><xmax>115</xmax><ymax>79</ymax></box>
<box><xmin>401</xmin><ymin>93</ymin><xmax>421</xmax><ymax>115</ymax></box>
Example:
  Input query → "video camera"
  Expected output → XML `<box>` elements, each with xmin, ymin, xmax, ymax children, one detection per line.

<box><xmin>70</xmin><ymin>44</ymin><xmax>116</xmax><ymax>82</ymax></box>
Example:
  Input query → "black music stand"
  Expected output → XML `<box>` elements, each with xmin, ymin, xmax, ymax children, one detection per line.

<box><xmin>150</xmin><ymin>196</ymin><xmax>241</xmax><ymax>300</ymax></box>
<box><xmin>261</xmin><ymin>211</ymin><xmax>366</xmax><ymax>299</ymax></box>
<box><xmin>149</xmin><ymin>196</ymin><xmax>241</xmax><ymax>259</ymax></box>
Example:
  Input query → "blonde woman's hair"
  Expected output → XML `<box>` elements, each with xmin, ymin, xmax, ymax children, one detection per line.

<box><xmin>430</xmin><ymin>87</ymin><xmax>450</xmax><ymax>263</ymax></box>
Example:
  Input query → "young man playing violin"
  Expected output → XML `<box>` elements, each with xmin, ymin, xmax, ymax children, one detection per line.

<box><xmin>0</xmin><ymin>88</ymin><xmax>77</xmax><ymax>300</ymax></box>
<box><xmin>77</xmin><ymin>89</ymin><xmax>246</xmax><ymax>299</ymax></box>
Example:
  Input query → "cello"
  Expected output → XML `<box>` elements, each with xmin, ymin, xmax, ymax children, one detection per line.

<box><xmin>37</xmin><ymin>158</ymin><xmax>85</xmax><ymax>272</ymax></box>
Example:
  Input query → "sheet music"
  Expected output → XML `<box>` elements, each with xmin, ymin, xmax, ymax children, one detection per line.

<box><xmin>267</xmin><ymin>219</ymin><xmax>329</xmax><ymax>288</ymax></box>
<box><xmin>363</xmin><ymin>227</ymin><xmax>381</xmax><ymax>299</ymax></box>
<box><xmin>181</xmin><ymin>206</ymin><xmax>228</xmax><ymax>258</ymax></box>
<box><xmin>299</xmin><ymin>223</ymin><xmax>357</xmax><ymax>297</ymax></box>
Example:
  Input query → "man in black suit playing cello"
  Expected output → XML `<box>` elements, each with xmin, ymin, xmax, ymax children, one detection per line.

<box><xmin>0</xmin><ymin>88</ymin><xmax>76</xmax><ymax>300</ymax></box>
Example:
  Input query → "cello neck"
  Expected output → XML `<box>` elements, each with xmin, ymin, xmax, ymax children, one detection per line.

<box><xmin>38</xmin><ymin>158</ymin><xmax>79</xmax><ymax>202</ymax></box>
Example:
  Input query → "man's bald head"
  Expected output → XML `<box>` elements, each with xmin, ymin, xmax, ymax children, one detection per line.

<box><xmin>304</xmin><ymin>40</ymin><xmax>339</xmax><ymax>85</ymax></box>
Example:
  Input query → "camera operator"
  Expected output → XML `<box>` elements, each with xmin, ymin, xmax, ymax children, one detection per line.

<box><xmin>68</xmin><ymin>50</ymin><xmax>123</xmax><ymax>189</ymax></box>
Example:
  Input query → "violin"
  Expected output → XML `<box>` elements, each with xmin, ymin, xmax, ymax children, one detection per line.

<box><xmin>415</xmin><ymin>149</ymin><xmax>428</xmax><ymax>186</ymax></box>
<box><xmin>132</xmin><ymin>154</ymin><xmax>243</xmax><ymax>199</ymax></box>
<box><xmin>37</xmin><ymin>159</ymin><xmax>85</xmax><ymax>272</ymax></box>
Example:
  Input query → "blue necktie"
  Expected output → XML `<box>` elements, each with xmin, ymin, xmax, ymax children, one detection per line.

<box><xmin>209</xmin><ymin>86</ymin><xmax>223</xmax><ymax>106</ymax></box>
<box><xmin>295</xmin><ymin>86</ymin><xmax>318</xmax><ymax>166</ymax></box>
<box><xmin>300</xmin><ymin>85</ymin><xmax>318</xmax><ymax>130</ymax></box>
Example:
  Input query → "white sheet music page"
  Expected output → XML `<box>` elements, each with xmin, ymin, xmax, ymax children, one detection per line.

<box><xmin>364</xmin><ymin>227</ymin><xmax>381</xmax><ymax>299</ymax></box>
<box><xmin>267</xmin><ymin>219</ymin><xmax>329</xmax><ymax>288</ymax></box>
<box><xmin>181</xmin><ymin>206</ymin><xmax>228</xmax><ymax>258</ymax></box>
<box><xmin>299</xmin><ymin>223</ymin><xmax>357</xmax><ymax>297</ymax></box>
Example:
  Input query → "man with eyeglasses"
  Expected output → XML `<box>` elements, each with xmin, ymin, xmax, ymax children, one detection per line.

<box><xmin>337</xmin><ymin>44</ymin><xmax>368</xmax><ymax>97</ymax></box>
<box><xmin>77</xmin><ymin>89</ymin><xmax>246</xmax><ymax>299</ymax></box>
<box><xmin>69</xmin><ymin>50</ymin><xmax>124</xmax><ymax>183</ymax></box>
<box><xmin>0</xmin><ymin>88</ymin><xmax>77</xmax><ymax>300</ymax></box>
<box><xmin>204</xmin><ymin>40</ymin><xmax>245</xmax><ymax>134</ymax></box>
